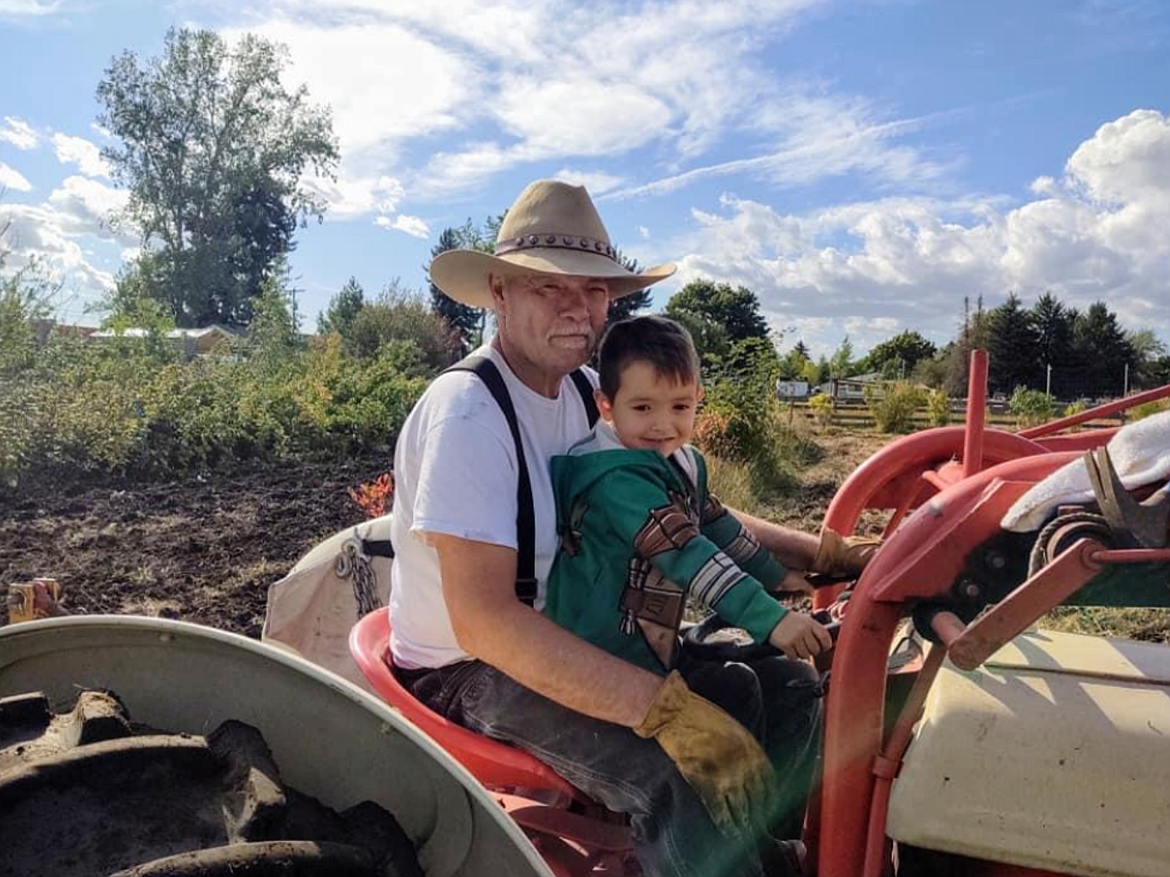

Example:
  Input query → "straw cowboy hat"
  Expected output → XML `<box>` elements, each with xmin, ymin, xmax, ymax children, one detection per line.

<box><xmin>430</xmin><ymin>180</ymin><xmax>675</xmax><ymax>309</ymax></box>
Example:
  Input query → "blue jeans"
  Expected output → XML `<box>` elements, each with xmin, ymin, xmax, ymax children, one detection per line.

<box><xmin>400</xmin><ymin>653</ymin><xmax>822</xmax><ymax>877</ymax></box>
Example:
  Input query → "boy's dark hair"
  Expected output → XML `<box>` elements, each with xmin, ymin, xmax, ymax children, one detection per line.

<box><xmin>597</xmin><ymin>315</ymin><xmax>700</xmax><ymax>399</ymax></box>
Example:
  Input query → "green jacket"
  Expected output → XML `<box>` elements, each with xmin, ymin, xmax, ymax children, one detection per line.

<box><xmin>545</xmin><ymin>422</ymin><xmax>789</xmax><ymax>674</ymax></box>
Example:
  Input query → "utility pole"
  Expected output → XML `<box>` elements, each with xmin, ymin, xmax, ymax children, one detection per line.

<box><xmin>1124</xmin><ymin>363</ymin><xmax>1129</xmax><ymax>397</ymax></box>
<box><xmin>1046</xmin><ymin>364</ymin><xmax>1052</xmax><ymax>399</ymax></box>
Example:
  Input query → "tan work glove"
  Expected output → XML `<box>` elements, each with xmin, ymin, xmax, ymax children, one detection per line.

<box><xmin>633</xmin><ymin>671</ymin><xmax>775</xmax><ymax>835</ymax></box>
<box><xmin>811</xmin><ymin>528</ymin><xmax>881</xmax><ymax>576</ymax></box>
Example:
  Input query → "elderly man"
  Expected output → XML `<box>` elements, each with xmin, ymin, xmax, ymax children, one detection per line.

<box><xmin>388</xmin><ymin>181</ymin><xmax>868</xmax><ymax>877</ymax></box>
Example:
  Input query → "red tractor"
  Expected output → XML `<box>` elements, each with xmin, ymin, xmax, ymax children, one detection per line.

<box><xmin>347</xmin><ymin>350</ymin><xmax>1170</xmax><ymax>877</ymax></box>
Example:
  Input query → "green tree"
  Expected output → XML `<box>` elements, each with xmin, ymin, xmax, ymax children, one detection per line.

<box><xmin>245</xmin><ymin>257</ymin><xmax>300</xmax><ymax>374</ymax></box>
<box><xmin>97</xmin><ymin>27</ymin><xmax>338</xmax><ymax>327</ymax></box>
<box><xmin>428</xmin><ymin>221</ymin><xmax>494</xmax><ymax>350</ymax></box>
<box><xmin>664</xmin><ymin>280</ymin><xmax>770</xmax><ymax>358</ymax></box>
<box><xmin>318</xmin><ymin>276</ymin><xmax>365</xmax><ymax>339</ymax></box>
<box><xmin>828</xmin><ymin>336</ymin><xmax>855</xmax><ymax>378</ymax></box>
<box><xmin>1030</xmin><ymin>292</ymin><xmax>1075</xmax><ymax>396</ymax></box>
<box><xmin>1128</xmin><ymin>329</ymin><xmax>1167</xmax><ymax>390</ymax></box>
<box><xmin>603</xmin><ymin>250</ymin><xmax>653</xmax><ymax>326</ymax></box>
<box><xmin>860</xmin><ymin>330</ymin><xmax>937</xmax><ymax>377</ymax></box>
<box><xmin>1071</xmin><ymin>302</ymin><xmax>1134</xmax><ymax>397</ymax></box>
<box><xmin>779</xmin><ymin>342</ymin><xmax>810</xmax><ymax>379</ymax></box>
<box><xmin>986</xmin><ymin>293</ymin><xmax>1039</xmax><ymax>395</ymax></box>
<box><xmin>945</xmin><ymin>295</ymin><xmax>990</xmax><ymax>396</ymax></box>
<box><xmin>350</xmin><ymin>281</ymin><xmax>462</xmax><ymax>371</ymax></box>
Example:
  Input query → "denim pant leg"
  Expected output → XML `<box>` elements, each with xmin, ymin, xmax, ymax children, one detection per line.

<box><xmin>403</xmin><ymin>661</ymin><xmax>765</xmax><ymax>877</ymax></box>
<box><xmin>680</xmin><ymin>655</ymin><xmax>823</xmax><ymax>841</ymax></box>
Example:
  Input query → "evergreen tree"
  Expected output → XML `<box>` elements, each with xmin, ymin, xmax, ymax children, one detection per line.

<box><xmin>1072</xmin><ymin>302</ymin><xmax>1135</xmax><ymax>397</ymax></box>
<box><xmin>428</xmin><ymin>223</ymin><xmax>491</xmax><ymax>352</ymax></box>
<box><xmin>604</xmin><ymin>251</ymin><xmax>653</xmax><ymax>325</ymax></box>
<box><xmin>986</xmin><ymin>293</ymin><xmax>1039</xmax><ymax>394</ymax></box>
<box><xmin>1030</xmin><ymin>292</ymin><xmax>1075</xmax><ymax>397</ymax></box>
<box><xmin>318</xmin><ymin>276</ymin><xmax>365</xmax><ymax>338</ymax></box>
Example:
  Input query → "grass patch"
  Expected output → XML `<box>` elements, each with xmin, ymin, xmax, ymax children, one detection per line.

<box><xmin>1041</xmin><ymin>606</ymin><xmax>1170</xmax><ymax>643</ymax></box>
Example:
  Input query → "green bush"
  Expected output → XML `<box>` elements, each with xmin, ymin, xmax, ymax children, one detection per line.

<box><xmin>0</xmin><ymin>306</ymin><xmax>430</xmax><ymax>487</ymax></box>
<box><xmin>1009</xmin><ymin>386</ymin><xmax>1056</xmax><ymax>428</ymax></box>
<box><xmin>927</xmin><ymin>388</ymin><xmax>951</xmax><ymax>427</ymax></box>
<box><xmin>1131</xmin><ymin>400</ymin><xmax>1170</xmax><ymax>421</ymax></box>
<box><xmin>808</xmin><ymin>393</ymin><xmax>834</xmax><ymax>427</ymax></box>
<box><xmin>866</xmin><ymin>383</ymin><xmax>927</xmax><ymax>433</ymax></box>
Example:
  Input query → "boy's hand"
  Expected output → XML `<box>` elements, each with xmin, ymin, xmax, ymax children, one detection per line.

<box><xmin>768</xmin><ymin>612</ymin><xmax>833</xmax><ymax>660</ymax></box>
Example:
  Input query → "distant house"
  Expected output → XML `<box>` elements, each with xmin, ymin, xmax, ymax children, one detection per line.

<box><xmin>814</xmin><ymin>373</ymin><xmax>883</xmax><ymax>401</ymax></box>
<box><xmin>88</xmin><ymin>324</ymin><xmax>241</xmax><ymax>360</ymax></box>
<box><xmin>775</xmin><ymin>379</ymin><xmax>811</xmax><ymax>400</ymax></box>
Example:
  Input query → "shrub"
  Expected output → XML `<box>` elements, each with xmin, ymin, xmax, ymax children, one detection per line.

<box><xmin>808</xmin><ymin>393</ymin><xmax>834</xmax><ymax>428</ymax></box>
<box><xmin>1060</xmin><ymin>400</ymin><xmax>1088</xmax><ymax>432</ymax></box>
<box><xmin>1009</xmin><ymin>387</ymin><xmax>1056</xmax><ymax>428</ymax></box>
<box><xmin>1131</xmin><ymin>400</ymin><xmax>1170</xmax><ymax>421</ymax></box>
<box><xmin>348</xmin><ymin>284</ymin><xmax>462</xmax><ymax>370</ymax></box>
<box><xmin>867</xmin><ymin>383</ymin><xmax>926</xmax><ymax>433</ymax></box>
<box><xmin>927</xmin><ymin>388</ymin><xmax>951</xmax><ymax>427</ymax></box>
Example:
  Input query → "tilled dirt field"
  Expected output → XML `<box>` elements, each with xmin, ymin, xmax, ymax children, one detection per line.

<box><xmin>13</xmin><ymin>431</ymin><xmax>1162</xmax><ymax>643</ymax></box>
<box><xmin>0</xmin><ymin>452</ymin><xmax>392</xmax><ymax>634</ymax></box>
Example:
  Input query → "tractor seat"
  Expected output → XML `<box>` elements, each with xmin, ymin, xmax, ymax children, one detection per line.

<box><xmin>349</xmin><ymin>609</ymin><xmax>580</xmax><ymax>801</ymax></box>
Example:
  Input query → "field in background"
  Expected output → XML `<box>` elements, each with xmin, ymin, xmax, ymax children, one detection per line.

<box><xmin>2</xmin><ymin>426</ymin><xmax>1166</xmax><ymax>643</ymax></box>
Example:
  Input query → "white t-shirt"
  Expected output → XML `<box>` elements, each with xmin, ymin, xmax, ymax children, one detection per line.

<box><xmin>389</xmin><ymin>344</ymin><xmax>598</xmax><ymax>670</ymax></box>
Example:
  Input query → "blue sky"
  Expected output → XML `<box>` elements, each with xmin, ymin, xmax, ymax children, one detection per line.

<box><xmin>2</xmin><ymin>0</ymin><xmax>1168</xmax><ymax>357</ymax></box>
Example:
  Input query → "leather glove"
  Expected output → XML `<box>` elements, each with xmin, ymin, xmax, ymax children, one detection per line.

<box><xmin>811</xmin><ymin>528</ymin><xmax>880</xmax><ymax>576</ymax></box>
<box><xmin>633</xmin><ymin>671</ymin><xmax>775</xmax><ymax>835</ymax></box>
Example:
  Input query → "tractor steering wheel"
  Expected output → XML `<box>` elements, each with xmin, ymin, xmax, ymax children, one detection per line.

<box><xmin>681</xmin><ymin>610</ymin><xmax>842</xmax><ymax>663</ymax></box>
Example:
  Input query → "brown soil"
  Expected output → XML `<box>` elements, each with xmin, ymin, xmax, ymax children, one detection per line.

<box><xmin>0</xmin><ymin>453</ymin><xmax>392</xmax><ymax>635</ymax></box>
<box><xmin>762</xmin><ymin>430</ymin><xmax>892</xmax><ymax>536</ymax></box>
<box><xmin>0</xmin><ymin>690</ymin><xmax>421</xmax><ymax>877</ymax></box>
<box><xmin>3</xmin><ymin>431</ymin><xmax>1163</xmax><ymax>642</ymax></box>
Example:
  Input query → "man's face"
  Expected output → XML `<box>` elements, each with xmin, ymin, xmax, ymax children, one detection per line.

<box><xmin>494</xmin><ymin>274</ymin><xmax>610</xmax><ymax>378</ymax></box>
<box><xmin>599</xmin><ymin>360</ymin><xmax>702</xmax><ymax>457</ymax></box>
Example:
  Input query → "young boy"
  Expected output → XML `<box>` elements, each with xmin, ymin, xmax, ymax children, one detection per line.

<box><xmin>545</xmin><ymin>315</ymin><xmax>833</xmax><ymax>674</ymax></box>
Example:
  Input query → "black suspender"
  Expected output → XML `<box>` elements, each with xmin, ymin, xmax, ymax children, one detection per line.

<box><xmin>444</xmin><ymin>355</ymin><xmax>598</xmax><ymax>605</ymax></box>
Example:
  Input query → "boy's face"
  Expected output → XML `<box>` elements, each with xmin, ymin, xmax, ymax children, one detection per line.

<box><xmin>597</xmin><ymin>360</ymin><xmax>702</xmax><ymax>457</ymax></box>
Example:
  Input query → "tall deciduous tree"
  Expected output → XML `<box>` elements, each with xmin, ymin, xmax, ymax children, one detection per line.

<box><xmin>664</xmin><ymin>279</ymin><xmax>769</xmax><ymax>364</ymax></box>
<box><xmin>97</xmin><ymin>27</ymin><xmax>338</xmax><ymax>327</ymax></box>
<box><xmin>861</xmin><ymin>330</ymin><xmax>937</xmax><ymax>377</ymax></box>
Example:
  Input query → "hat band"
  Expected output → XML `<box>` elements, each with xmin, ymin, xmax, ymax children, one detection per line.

<box><xmin>494</xmin><ymin>232</ymin><xmax>618</xmax><ymax>263</ymax></box>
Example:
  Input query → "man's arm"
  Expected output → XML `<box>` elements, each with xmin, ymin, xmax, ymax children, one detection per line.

<box><xmin>432</xmin><ymin>532</ymin><xmax>663</xmax><ymax>728</ymax></box>
<box><xmin>727</xmin><ymin>506</ymin><xmax>819</xmax><ymax>570</ymax></box>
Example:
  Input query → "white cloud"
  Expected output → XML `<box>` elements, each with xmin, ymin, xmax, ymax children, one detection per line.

<box><xmin>0</xmin><ymin>0</ymin><xmax>59</xmax><ymax>16</ymax></box>
<box><xmin>0</xmin><ymin>161</ymin><xmax>33</xmax><ymax>192</ymax></box>
<box><xmin>637</xmin><ymin>225</ymin><xmax>651</xmax><ymax>239</ymax></box>
<box><xmin>0</xmin><ymin>117</ymin><xmax>38</xmax><ymax>149</ymax></box>
<box><xmin>496</xmin><ymin>78</ymin><xmax>672</xmax><ymax>157</ymax></box>
<box><xmin>375</xmin><ymin>214</ymin><xmax>430</xmax><ymax>239</ymax></box>
<box><xmin>45</xmin><ymin>175</ymin><xmax>132</xmax><ymax>241</ymax></box>
<box><xmin>51</xmin><ymin>133</ymin><xmax>112</xmax><ymax>178</ymax></box>
<box><xmin>667</xmin><ymin>109</ymin><xmax>1170</xmax><ymax>354</ymax></box>
<box><xmin>0</xmin><ymin>201</ymin><xmax>118</xmax><ymax>299</ymax></box>
<box><xmin>304</xmin><ymin>173</ymin><xmax>406</xmax><ymax>220</ymax></box>
<box><xmin>554</xmin><ymin>169</ymin><xmax>626</xmax><ymax>195</ymax></box>
<box><xmin>241</xmin><ymin>0</ymin><xmax>848</xmax><ymax>198</ymax></box>
<box><xmin>234</xmin><ymin>20</ymin><xmax>475</xmax><ymax>154</ymax></box>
